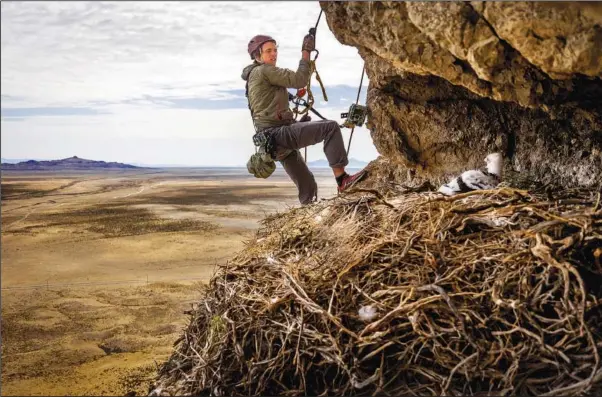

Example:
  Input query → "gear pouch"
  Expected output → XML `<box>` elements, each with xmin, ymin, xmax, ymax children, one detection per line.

<box><xmin>247</xmin><ymin>152</ymin><xmax>276</xmax><ymax>179</ymax></box>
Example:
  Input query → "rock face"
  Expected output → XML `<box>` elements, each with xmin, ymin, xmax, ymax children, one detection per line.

<box><xmin>321</xmin><ymin>1</ymin><xmax>602</xmax><ymax>189</ymax></box>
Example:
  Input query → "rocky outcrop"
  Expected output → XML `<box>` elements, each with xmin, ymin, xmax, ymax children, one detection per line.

<box><xmin>321</xmin><ymin>1</ymin><xmax>602</xmax><ymax>189</ymax></box>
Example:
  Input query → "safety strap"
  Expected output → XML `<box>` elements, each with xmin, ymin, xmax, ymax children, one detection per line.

<box><xmin>288</xmin><ymin>93</ymin><xmax>328</xmax><ymax>121</ymax></box>
<box><xmin>346</xmin><ymin>65</ymin><xmax>366</xmax><ymax>157</ymax></box>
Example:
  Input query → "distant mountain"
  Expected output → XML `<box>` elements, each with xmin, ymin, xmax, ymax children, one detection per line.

<box><xmin>1</xmin><ymin>157</ymin><xmax>51</xmax><ymax>164</ymax></box>
<box><xmin>307</xmin><ymin>158</ymin><xmax>368</xmax><ymax>169</ymax></box>
<box><xmin>0</xmin><ymin>156</ymin><xmax>144</xmax><ymax>170</ymax></box>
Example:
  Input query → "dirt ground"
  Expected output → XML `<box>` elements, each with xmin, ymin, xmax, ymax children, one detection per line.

<box><xmin>1</xmin><ymin>167</ymin><xmax>338</xmax><ymax>396</ymax></box>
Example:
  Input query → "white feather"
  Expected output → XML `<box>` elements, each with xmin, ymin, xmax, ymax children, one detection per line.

<box><xmin>358</xmin><ymin>305</ymin><xmax>378</xmax><ymax>322</ymax></box>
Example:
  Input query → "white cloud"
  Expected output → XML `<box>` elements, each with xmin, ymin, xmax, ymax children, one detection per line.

<box><xmin>1</xmin><ymin>1</ymin><xmax>366</xmax><ymax>106</ymax></box>
<box><xmin>1</xmin><ymin>1</ymin><xmax>377</xmax><ymax>165</ymax></box>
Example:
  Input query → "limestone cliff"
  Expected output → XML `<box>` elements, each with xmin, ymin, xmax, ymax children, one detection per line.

<box><xmin>321</xmin><ymin>1</ymin><xmax>601</xmax><ymax>189</ymax></box>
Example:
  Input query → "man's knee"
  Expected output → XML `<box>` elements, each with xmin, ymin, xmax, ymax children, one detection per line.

<box><xmin>325</xmin><ymin>120</ymin><xmax>340</xmax><ymax>134</ymax></box>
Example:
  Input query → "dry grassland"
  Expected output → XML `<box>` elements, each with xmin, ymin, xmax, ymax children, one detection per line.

<box><xmin>1</xmin><ymin>167</ymin><xmax>337</xmax><ymax>395</ymax></box>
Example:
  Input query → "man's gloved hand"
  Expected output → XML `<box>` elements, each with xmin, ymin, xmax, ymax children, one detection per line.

<box><xmin>302</xmin><ymin>34</ymin><xmax>315</xmax><ymax>52</ymax></box>
<box><xmin>299</xmin><ymin>114</ymin><xmax>311</xmax><ymax>122</ymax></box>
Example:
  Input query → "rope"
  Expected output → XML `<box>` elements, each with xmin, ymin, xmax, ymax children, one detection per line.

<box><xmin>293</xmin><ymin>60</ymin><xmax>328</xmax><ymax>118</ymax></box>
<box><xmin>346</xmin><ymin>65</ymin><xmax>365</xmax><ymax>157</ymax></box>
<box><xmin>290</xmin><ymin>10</ymin><xmax>366</xmax><ymax>162</ymax></box>
<box><xmin>291</xmin><ymin>9</ymin><xmax>325</xmax><ymax>163</ymax></box>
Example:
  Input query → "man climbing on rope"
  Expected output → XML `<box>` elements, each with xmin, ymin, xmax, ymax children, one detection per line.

<box><xmin>241</xmin><ymin>33</ymin><xmax>367</xmax><ymax>205</ymax></box>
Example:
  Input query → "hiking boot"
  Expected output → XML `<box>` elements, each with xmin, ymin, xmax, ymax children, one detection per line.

<box><xmin>338</xmin><ymin>170</ymin><xmax>368</xmax><ymax>193</ymax></box>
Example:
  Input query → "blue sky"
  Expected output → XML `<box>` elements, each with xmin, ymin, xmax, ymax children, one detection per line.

<box><xmin>1</xmin><ymin>1</ymin><xmax>378</xmax><ymax>166</ymax></box>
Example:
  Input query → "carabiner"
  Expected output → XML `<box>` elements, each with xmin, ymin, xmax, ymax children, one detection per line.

<box><xmin>312</xmin><ymin>49</ymin><xmax>320</xmax><ymax>61</ymax></box>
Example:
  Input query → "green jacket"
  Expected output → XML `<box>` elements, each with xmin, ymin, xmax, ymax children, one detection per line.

<box><xmin>241</xmin><ymin>59</ymin><xmax>310</xmax><ymax>130</ymax></box>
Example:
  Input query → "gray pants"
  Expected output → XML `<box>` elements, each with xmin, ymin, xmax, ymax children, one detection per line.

<box><xmin>268</xmin><ymin>120</ymin><xmax>349</xmax><ymax>205</ymax></box>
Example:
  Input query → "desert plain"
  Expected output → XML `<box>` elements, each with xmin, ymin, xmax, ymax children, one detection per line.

<box><xmin>1</xmin><ymin>167</ymin><xmax>339</xmax><ymax>396</ymax></box>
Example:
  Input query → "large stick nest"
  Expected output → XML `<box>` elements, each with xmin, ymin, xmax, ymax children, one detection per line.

<box><xmin>150</xmin><ymin>187</ymin><xmax>602</xmax><ymax>396</ymax></box>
